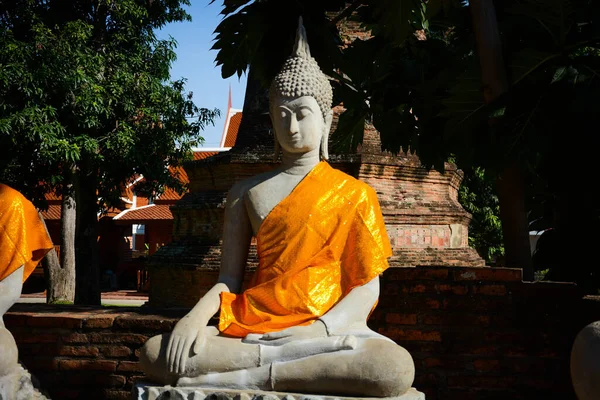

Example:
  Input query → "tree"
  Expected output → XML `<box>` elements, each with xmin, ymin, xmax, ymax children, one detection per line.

<box><xmin>0</xmin><ymin>0</ymin><xmax>219</xmax><ymax>304</ymax></box>
<box><xmin>210</xmin><ymin>0</ymin><xmax>600</xmax><ymax>284</ymax></box>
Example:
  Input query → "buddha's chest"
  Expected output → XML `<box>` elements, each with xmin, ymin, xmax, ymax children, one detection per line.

<box><xmin>244</xmin><ymin>174</ymin><xmax>305</xmax><ymax>235</ymax></box>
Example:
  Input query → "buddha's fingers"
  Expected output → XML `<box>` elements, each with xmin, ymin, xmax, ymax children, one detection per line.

<box><xmin>176</xmin><ymin>337</ymin><xmax>191</xmax><ymax>375</ymax></box>
<box><xmin>166</xmin><ymin>335</ymin><xmax>179</xmax><ymax>373</ymax></box>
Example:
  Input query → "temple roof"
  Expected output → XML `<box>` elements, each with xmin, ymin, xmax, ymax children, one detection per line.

<box><xmin>113</xmin><ymin>204</ymin><xmax>173</xmax><ymax>224</ymax></box>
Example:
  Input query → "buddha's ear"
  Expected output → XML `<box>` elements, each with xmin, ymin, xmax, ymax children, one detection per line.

<box><xmin>320</xmin><ymin>110</ymin><xmax>333</xmax><ymax>161</ymax></box>
<box><xmin>268</xmin><ymin>109</ymin><xmax>281</xmax><ymax>162</ymax></box>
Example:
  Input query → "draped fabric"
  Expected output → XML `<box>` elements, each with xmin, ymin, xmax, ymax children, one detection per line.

<box><xmin>219</xmin><ymin>161</ymin><xmax>392</xmax><ymax>337</ymax></box>
<box><xmin>0</xmin><ymin>184</ymin><xmax>54</xmax><ymax>282</ymax></box>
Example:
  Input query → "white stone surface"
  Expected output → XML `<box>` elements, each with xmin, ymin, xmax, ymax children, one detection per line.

<box><xmin>133</xmin><ymin>384</ymin><xmax>425</xmax><ymax>400</ymax></box>
<box><xmin>0</xmin><ymin>365</ymin><xmax>49</xmax><ymax>400</ymax></box>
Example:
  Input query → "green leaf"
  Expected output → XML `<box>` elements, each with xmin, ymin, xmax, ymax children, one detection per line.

<box><xmin>551</xmin><ymin>66</ymin><xmax>568</xmax><ymax>83</ymax></box>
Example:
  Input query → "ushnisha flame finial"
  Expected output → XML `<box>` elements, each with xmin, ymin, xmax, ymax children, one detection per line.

<box><xmin>269</xmin><ymin>16</ymin><xmax>333</xmax><ymax>120</ymax></box>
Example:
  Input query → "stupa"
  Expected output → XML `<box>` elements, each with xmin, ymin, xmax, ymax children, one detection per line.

<box><xmin>147</xmin><ymin>17</ymin><xmax>483</xmax><ymax>308</ymax></box>
<box><xmin>148</xmin><ymin>84</ymin><xmax>483</xmax><ymax>308</ymax></box>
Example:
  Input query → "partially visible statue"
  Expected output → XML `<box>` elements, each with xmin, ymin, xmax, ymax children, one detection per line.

<box><xmin>571</xmin><ymin>321</ymin><xmax>600</xmax><ymax>400</ymax></box>
<box><xmin>0</xmin><ymin>183</ymin><xmax>53</xmax><ymax>398</ymax></box>
<box><xmin>141</xmin><ymin>18</ymin><xmax>416</xmax><ymax>397</ymax></box>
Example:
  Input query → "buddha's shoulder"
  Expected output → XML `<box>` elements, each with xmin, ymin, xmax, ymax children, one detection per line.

<box><xmin>321</xmin><ymin>164</ymin><xmax>376</xmax><ymax>197</ymax></box>
<box><xmin>227</xmin><ymin>170</ymin><xmax>280</xmax><ymax>200</ymax></box>
<box><xmin>0</xmin><ymin>183</ymin><xmax>30</xmax><ymax>209</ymax></box>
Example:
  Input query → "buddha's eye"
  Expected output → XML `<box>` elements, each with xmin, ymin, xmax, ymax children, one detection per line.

<box><xmin>297</xmin><ymin>108</ymin><xmax>312</xmax><ymax>119</ymax></box>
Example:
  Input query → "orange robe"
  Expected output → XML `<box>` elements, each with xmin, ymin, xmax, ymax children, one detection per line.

<box><xmin>219</xmin><ymin>161</ymin><xmax>392</xmax><ymax>337</ymax></box>
<box><xmin>0</xmin><ymin>184</ymin><xmax>54</xmax><ymax>282</ymax></box>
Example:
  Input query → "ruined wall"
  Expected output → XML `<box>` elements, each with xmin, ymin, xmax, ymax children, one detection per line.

<box><xmin>6</xmin><ymin>266</ymin><xmax>599</xmax><ymax>400</ymax></box>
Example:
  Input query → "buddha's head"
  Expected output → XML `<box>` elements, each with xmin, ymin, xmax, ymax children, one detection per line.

<box><xmin>269</xmin><ymin>17</ymin><xmax>333</xmax><ymax>160</ymax></box>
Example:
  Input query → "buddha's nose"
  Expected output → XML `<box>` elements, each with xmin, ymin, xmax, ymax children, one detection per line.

<box><xmin>289</xmin><ymin>114</ymin><xmax>299</xmax><ymax>135</ymax></box>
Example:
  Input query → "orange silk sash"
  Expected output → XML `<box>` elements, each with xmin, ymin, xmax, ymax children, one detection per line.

<box><xmin>218</xmin><ymin>161</ymin><xmax>392</xmax><ymax>337</ymax></box>
<box><xmin>0</xmin><ymin>184</ymin><xmax>54</xmax><ymax>282</ymax></box>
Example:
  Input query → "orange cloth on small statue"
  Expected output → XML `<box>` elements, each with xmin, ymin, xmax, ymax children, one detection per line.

<box><xmin>0</xmin><ymin>184</ymin><xmax>54</xmax><ymax>282</ymax></box>
<box><xmin>218</xmin><ymin>161</ymin><xmax>392</xmax><ymax>337</ymax></box>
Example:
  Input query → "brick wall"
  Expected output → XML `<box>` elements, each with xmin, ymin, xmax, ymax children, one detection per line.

<box><xmin>6</xmin><ymin>266</ymin><xmax>600</xmax><ymax>400</ymax></box>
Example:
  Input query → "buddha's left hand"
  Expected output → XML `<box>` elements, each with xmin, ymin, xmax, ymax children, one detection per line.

<box><xmin>253</xmin><ymin>319</ymin><xmax>328</xmax><ymax>345</ymax></box>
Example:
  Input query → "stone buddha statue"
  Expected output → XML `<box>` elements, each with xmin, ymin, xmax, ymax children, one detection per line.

<box><xmin>140</xmin><ymin>18</ymin><xmax>416</xmax><ymax>398</ymax></box>
<box><xmin>0</xmin><ymin>183</ymin><xmax>53</xmax><ymax>395</ymax></box>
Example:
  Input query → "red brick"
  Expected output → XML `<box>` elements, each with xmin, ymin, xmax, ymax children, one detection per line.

<box><xmin>58</xmin><ymin>359</ymin><xmax>117</xmax><ymax>372</ymax></box>
<box><xmin>100</xmin><ymin>345</ymin><xmax>132</xmax><ymax>358</ymax></box>
<box><xmin>47</xmin><ymin>389</ymin><xmax>81</xmax><ymax>399</ymax></box>
<box><xmin>447</xmin><ymin>376</ymin><xmax>516</xmax><ymax>388</ymax></box>
<box><xmin>89</xmin><ymin>333</ymin><xmax>148</xmax><ymax>345</ymax></box>
<box><xmin>14</xmin><ymin>333</ymin><xmax>59</xmax><ymax>344</ymax></box>
<box><xmin>99</xmin><ymin>375</ymin><xmax>127</xmax><ymax>388</ymax></box>
<box><xmin>385</xmin><ymin>267</ymin><xmax>449</xmax><ymax>281</ymax></box>
<box><xmin>472</xmin><ymin>285</ymin><xmax>507</xmax><ymax>296</ymax></box>
<box><xmin>27</xmin><ymin>315</ymin><xmax>83</xmax><ymax>329</ymax></box>
<box><xmin>103</xmin><ymin>390</ymin><xmax>130</xmax><ymax>400</ymax></box>
<box><xmin>3</xmin><ymin>314</ymin><xmax>27</xmax><ymax>327</ymax></box>
<box><xmin>22</xmin><ymin>357</ymin><xmax>59</xmax><ymax>371</ymax></box>
<box><xmin>473</xmin><ymin>359</ymin><xmax>500</xmax><ymax>372</ymax></box>
<box><xmin>113</xmin><ymin>315</ymin><xmax>176</xmax><ymax>331</ymax></box>
<box><xmin>380</xmin><ymin>296</ymin><xmax>441</xmax><ymax>310</ymax></box>
<box><xmin>380</xmin><ymin>328</ymin><xmax>441</xmax><ymax>342</ymax></box>
<box><xmin>406</xmin><ymin>284</ymin><xmax>427</xmax><ymax>293</ymax></box>
<box><xmin>117</xmin><ymin>361</ymin><xmax>143</xmax><ymax>372</ymax></box>
<box><xmin>422</xmin><ymin>357</ymin><xmax>442</xmax><ymax>367</ymax></box>
<box><xmin>385</xmin><ymin>313</ymin><xmax>417</xmax><ymax>325</ymax></box>
<box><xmin>433</xmin><ymin>284</ymin><xmax>468</xmax><ymax>295</ymax></box>
<box><xmin>61</xmin><ymin>333</ymin><xmax>89</xmax><ymax>344</ymax></box>
<box><xmin>57</xmin><ymin>345</ymin><xmax>100</xmax><ymax>357</ymax></box>
<box><xmin>381</xmin><ymin>283</ymin><xmax>398</xmax><ymax>295</ymax></box>
<box><xmin>421</xmin><ymin>313</ymin><xmax>490</xmax><ymax>326</ymax></box>
<box><xmin>442</xmin><ymin>297</ymin><xmax>511</xmax><ymax>312</ymax></box>
<box><xmin>84</xmin><ymin>316</ymin><xmax>115</xmax><ymax>329</ymax></box>
<box><xmin>452</xmin><ymin>268</ymin><xmax>521</xmax><ymax>282</ymax></box>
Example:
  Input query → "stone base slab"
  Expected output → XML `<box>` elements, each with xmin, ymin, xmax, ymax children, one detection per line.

<box><xmin>133</xmin><ymin>384</ymin><xmax>425</xmax><ymax>400</ymax></box>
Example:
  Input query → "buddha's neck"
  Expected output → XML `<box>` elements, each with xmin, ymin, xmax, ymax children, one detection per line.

<box><xmin>280</xmin><ymin>149</ymin><xmax>320</xmax><ymax>176</ymax></box>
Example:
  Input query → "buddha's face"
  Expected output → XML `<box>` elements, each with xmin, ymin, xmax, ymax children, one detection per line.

<box><xmin>271</xmin><ymin>96</ymin><xmax>327</xmax><ymax>155</ymax></box>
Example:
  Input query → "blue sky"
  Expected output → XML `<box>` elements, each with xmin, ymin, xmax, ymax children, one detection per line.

<box><xmin>157</xmin><ymin>1</ymin><xmax>248</xmax><ymax>148</ymax></box>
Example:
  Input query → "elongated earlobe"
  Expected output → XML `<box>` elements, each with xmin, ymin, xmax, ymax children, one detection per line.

<box><xmin>320</xmin><ymin>131</ymin><xmax>329</xmax><ymax>161</ymax></box>
<box><xmin>320</xmin><ymin>110</ymin><xmax>333</xmax><ymax>161</ymax></box>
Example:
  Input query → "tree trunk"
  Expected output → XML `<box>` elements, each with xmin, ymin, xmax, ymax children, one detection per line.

<box><xmin>469</xmin><ymin>0</ymin><xmax>533</xmax><ymax>279</ymax></box>
<box><xmin>39</xmin><ymin>214</ymin><xmax>61</xmax><ymax>301</ymax></box>
<box><xmin>46</xmin><ymin>170</ymin><xmax>77</xmax><ymax>303</ymax></box>
<box><xmin>74</xmin><ymin>165</ymin><xmax>101</xmax><ymax>305</ymax></box>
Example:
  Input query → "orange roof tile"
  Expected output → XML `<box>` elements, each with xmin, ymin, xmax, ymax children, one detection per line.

<box><xmin>40</xmin><ymin>204</ymin><xmax>61</xmax><ymax>221</ymax></box>
<box><xmin>113</xmin><ymin>204</ymin><xmax>173</xmax><ymax>223</ymax></box>
<box><xmin>44</xmin><ymin>191</ymin><xmax>61</xmax><ymax>201</ymax></box>
<box><xmin>193</xmin><ymin>151</ymin><xmax>220</xmax><ymax>161</ymax></box>
<box><xmin>224</xmin><ymin>112</ymin><xmax>242</xmax><ymax>147</ymax></box>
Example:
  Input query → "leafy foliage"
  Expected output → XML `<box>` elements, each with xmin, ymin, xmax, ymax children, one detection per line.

<box><xmin>458</xmin><ymin>167</ymin><xmax>504</xmax><ymax>265</ymax></box>
<box><xmin>0</xmin><ymin>0</ymin><xmax>219</xmax><ymax>303</ymax></box>
<box><xmin>212</xmin><ymin>0</ymin><xmax>600</xmax><ymax>286</ymax></box>
<box><xmin>0</xmin><ymin>0</ymin><xmax>219</xmax><ymax>209</ymax></box>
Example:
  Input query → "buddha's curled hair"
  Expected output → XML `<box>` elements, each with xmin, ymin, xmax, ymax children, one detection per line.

<box><xmin>269</xmin><ymin>17</ymin><xmax>333</xmax><ymax>120</ymax></box>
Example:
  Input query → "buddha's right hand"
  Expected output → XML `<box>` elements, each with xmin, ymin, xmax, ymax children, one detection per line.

<box><xmin>166</xmin><ymin>315</ymin><xmax>206</xmax><ymax>375</ymax></box>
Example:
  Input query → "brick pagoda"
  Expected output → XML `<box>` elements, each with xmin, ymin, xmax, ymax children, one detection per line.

<box><xmin>147</xmin><ymin>75</ymin><xmax>484</xmax><ymax>308</ymax></box>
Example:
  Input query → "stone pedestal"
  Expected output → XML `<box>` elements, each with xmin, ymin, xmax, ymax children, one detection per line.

<box><xmin>133</xmin><ymin>384</ymin><xmax>425</xmax><ymax>400</ymax></box>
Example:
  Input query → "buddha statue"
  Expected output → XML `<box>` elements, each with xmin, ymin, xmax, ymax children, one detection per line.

<box><xmin>0</xmin><ymin>183</ymin><xmax>54</xmax><ymax>378</ymax></box>
<box><xmin>140</xmin><ymin>18</ymin><xmax>416</xmax><ymax>398</ymax></box>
